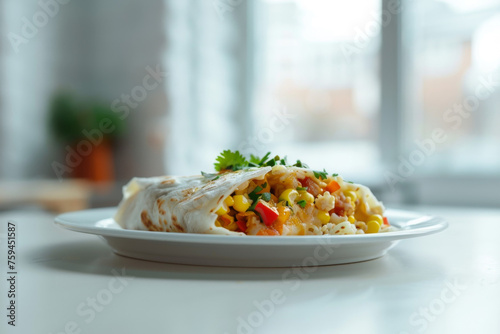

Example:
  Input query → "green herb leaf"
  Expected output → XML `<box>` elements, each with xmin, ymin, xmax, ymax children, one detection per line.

<box><xmin>296</xmin><ymin>186</ymin><xmax>308</xmax><ymax>191</ymax></box>
<box><xmin>296</xmin><ymin>200</ymin><xmax>307</xmax><ymax>208</ymax></box>
<box><xmin>249</xmin><ymin>192</ymin><xmax>260</xmax><ymax>202</ymax></box>
<box><xmin>293</xmin><ymin>160</ymin><xmax>309</xmax><ymax>168</ymax></box>
<box><xmin>249</xmin><ymin>154</ymin><xmax>261</xmax><ymax>165</ymax></box>
<box><xmin>259</xmin><ymin>152</ymin><xmax>271</xmax><ymax>165</ymax></box>
<box><xmin>214</xmin><ymin>150</ymin><xmax>249</xmax><ymax>171</ymax></box>
<box><xmin>265</xmin><ymin>159</ymin><xmax>276</xmax><ymax>167</ymax></box>
<box><xmin>331</xmin><ymin>173</ymin><xmax>338</xmax><ymax>177</ymax></box>
<box><xmin>248</xmin><ymin>183</ymin><xmax>266</xmax><ymax>201</ymax></box>
<box><xmin>313</xmin><ymin>169</ymin><xmax>328</xmax><ymax>180</ymax></box>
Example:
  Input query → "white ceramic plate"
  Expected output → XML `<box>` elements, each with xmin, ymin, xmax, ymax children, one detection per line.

<box><xmin>55</xmin><ymin>208</ymin><xmax>448</xmax><ymax>267</ymax></box>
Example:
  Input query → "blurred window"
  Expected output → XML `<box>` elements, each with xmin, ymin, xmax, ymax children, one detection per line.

<box><xmin>404</xmin><ymin>0</ymin><xmax>500</xmax><ymax>175</ymax></box>
<box><xmin>252</xmin><ymin>0</ymin><xmax>382</xmax><ymax>180</ymax></box>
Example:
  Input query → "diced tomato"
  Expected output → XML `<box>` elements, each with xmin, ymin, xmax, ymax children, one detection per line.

<box><xmin>325</xmin><ymin>180</ymin><xmax>341</xmax><ymax>193</ymax></box>
<box><xmin>254</xmin><ymin>201</ymin><xmax>279</xmax><ymax>226</ymax></box>
<box><xmin>236</xmin><ymin>220</ymin><xmax>247</xmax><ymax>232</ymax></box>
<box><xmin>383</xmin><ymin>216</ymin><xmax>389</xmax><ymax>225</ymax></box>
<box><xmin>299</xmin><ymin>177</ymin><xmax>323</xmax><ymax>197</ymax></box>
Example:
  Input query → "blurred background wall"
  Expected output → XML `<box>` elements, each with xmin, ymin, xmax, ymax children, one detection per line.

<box><xmin>1</xmin><ymin>0</ymin><xmax>499</xmax><ymax>212</ymax></box>
<box><xmin>0</xmin><ymin>0</ymin><xmax>167</xmax><ymax>181</ymax></box>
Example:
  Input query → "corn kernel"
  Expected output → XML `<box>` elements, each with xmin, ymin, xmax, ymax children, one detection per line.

<box><xmin>317</xmin><ymin>210</ymin><xmax>330</xmax><ymax>225</ymax></box>
<box><xmin>224</xmin><ymin>195</ymin><xmax>234</xmax><ymax>207</ymax></box>
<box><xmin>344</xmin><ymin>191</ymin><xmax>357</xmax><ymax>202</ymax></box>
<box><xmin>366</xmin><ymin>220</ymin><xmax>381</xmax><ymax>233</ymax></box>
<box><xmin>368</xmin><ymin>214</ymin><xmax>383</xmax><ymax>225</ymax></box>
<box><xmin>233</xmin><ymin>195</ymin><xmax>252</xmax><ymax>212</ymax></box>
<box><xmin>348</xmin><ymin>215</ymin><xmax>356</xmax><ymax>224</ymax></box>
<box><xmin>279</xmin><ymin>189</ymin><xmax>299</xmax><ymax>204</ymax></box>
<box><xmin>215</xmin><ymin>203</ymin><xmax>228</xmax><ymax>215</ymax></box>
<box><xmin>298</xmin><ymin>191</ymin><xmax>315</xmax><ymax>204</ymax></box>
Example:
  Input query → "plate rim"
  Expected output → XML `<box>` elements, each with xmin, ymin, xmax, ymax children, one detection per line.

<box><xmin>54</xmin><ymin>207</ymin><xmax>448</xmax><ymax>246</ymax></box>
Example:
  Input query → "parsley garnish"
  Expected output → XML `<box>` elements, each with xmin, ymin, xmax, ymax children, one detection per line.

<box><xmin>212</xmin><ymin>150</ymin><xmax>340</xmax><ymax>183</ymax></box>
<box><xmin>296</xmin><ymin>200</ymin><xmax>307</xmax><ymax>208</ymax></box>
<box><xmin>214</xmin><ymin>150</ymin><xmax>248</xmax><ymax>171</ymax></box>
<box><xmin>296</xmin><ymin>186</ymin><xmax>308</xmax><ymax>191</ymax></box>
<box><xmin>249</xmin><ymin>154</ymin><xmax>261</xmax><ymax>165</ymax></box>
<box><xmin>313</xmin><ymin>169</ymin><xmax>328</xmax><ymax>180</ymax></box>
<box><xmin>249</xmin><ymin>153</ymin><xmax>269</xmax><ymax>167</ymax></box>
<box><xmin>259</xmin><ymin>152</ymin><xmax>271</xmax><ymax>165</ymax></box>
<box><xmin>332</xmin><ymin>173</ymin><xmax>338</xmax><ymax>177</ymax></box>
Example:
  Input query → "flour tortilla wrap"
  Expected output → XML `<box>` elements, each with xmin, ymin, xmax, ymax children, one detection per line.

<box><xmin>114</xmin><ymin>167</ymin><xmax>272</xmax><ymax>235</ymax></box>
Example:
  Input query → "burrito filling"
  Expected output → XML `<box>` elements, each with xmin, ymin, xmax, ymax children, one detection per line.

<box><xmin>213</xmin><ymin>165</ymin><xmax>389</xmax><ymax>236</ymax></box>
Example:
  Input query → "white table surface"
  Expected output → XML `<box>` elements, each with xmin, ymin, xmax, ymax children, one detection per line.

<box><xmin>1</xmin><ymin>206</ymin><xmax>499</xmax><ymax>334</ymax></box>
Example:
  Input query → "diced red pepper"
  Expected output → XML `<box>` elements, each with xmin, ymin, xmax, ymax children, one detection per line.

<box><xmin>236</xmin><ymin>220</ymin><xmax>247</xmax><ymax>232</ymax></box>
<box><xmin>325</xmin><ymin>180</ymin><xmax>341</xmax><ymax>193</ymax></box>
<box><xmin>383</xmin><ymin>216</ymin><xmax>389</xmax><ymax>225</ymax></box>
<box><xmin>254</xmin><ymin>201</ymin><xmax>279</xmax><ymax>226</ymax></box>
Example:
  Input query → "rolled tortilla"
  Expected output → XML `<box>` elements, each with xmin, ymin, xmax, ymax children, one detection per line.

<box><xmin>115</xmin><ymin>167</ymin><xmax>272</xmax><ymax>235</ymax></box>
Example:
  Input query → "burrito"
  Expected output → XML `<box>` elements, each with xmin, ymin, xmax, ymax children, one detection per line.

<box><xmin>115</xmin><ymin>151</ymin><xmax>392</xmax><ymax>236</ymax></box>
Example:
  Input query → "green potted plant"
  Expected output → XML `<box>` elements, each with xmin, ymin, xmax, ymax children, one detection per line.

<box><xmin>49</xmin><ymin>91</ymin><xmax>125</xmax><ymax>183</ymax></box>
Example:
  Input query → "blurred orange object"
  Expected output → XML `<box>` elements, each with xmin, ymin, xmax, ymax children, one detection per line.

<box><xmin>72</xmin><ymin>141</ymin><xmax>115</xmax><ymax>184</ymax></box>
